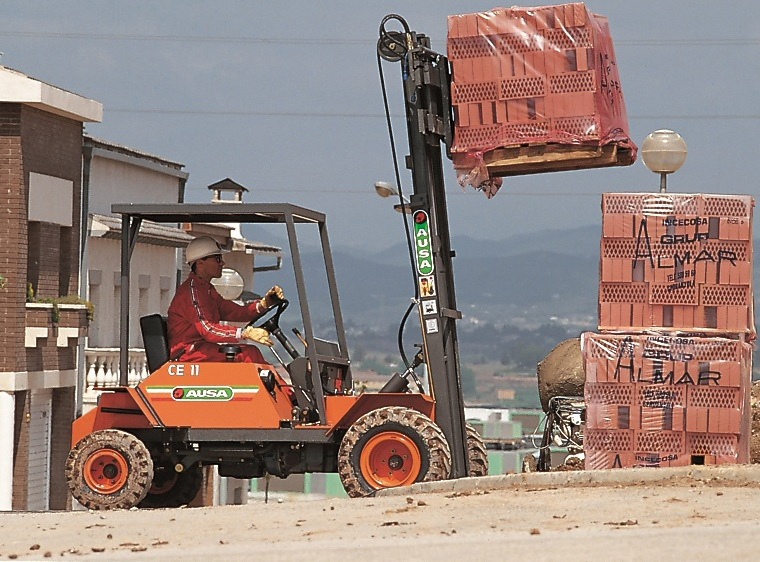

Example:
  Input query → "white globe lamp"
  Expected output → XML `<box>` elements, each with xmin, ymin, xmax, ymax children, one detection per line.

<box><xmin>641</xmin><ymin>129</ymin><xmax>687</xmax><ymax>192</ymax></box>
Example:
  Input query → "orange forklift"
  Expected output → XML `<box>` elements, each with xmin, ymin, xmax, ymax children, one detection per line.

<box><xmin>65</xmin><ymin>15</ymin><xmax>487</xmax><ymax>509</ymax></box>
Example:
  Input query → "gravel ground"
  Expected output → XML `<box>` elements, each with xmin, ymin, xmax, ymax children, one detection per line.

<box><xmin>3</xmin><ymin>467</ymin><xmax>760</xmax><ymax>561</ymax></box>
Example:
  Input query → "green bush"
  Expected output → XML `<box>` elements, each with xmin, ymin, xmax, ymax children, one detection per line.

<box><xmin>26</xmin><ymin>283</ymin><xmax>94</xmax><ymax>323</ymax></box>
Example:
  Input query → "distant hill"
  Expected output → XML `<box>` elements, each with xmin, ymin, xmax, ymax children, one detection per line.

<box><xmin>248</xmin><ymin>223</ymin><xmax>758</xmax><ymax>333</ymax></box>
<box><xmin>370</xmin><ymin>224</ymin><xmax>601</xmax><ymax>264</ymax></box>
<box><xmin>264</xmin><ymin>226</ymin><xmax>600</xmax><ymax>331</ymax></box>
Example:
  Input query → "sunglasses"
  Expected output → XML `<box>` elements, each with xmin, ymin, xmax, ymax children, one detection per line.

<box><xmin>205</xmin><ymin>254</ymin><xmax>223</xmax><ymax>263</ymax></box>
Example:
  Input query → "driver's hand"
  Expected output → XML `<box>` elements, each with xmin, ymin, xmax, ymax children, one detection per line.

<box><xmin>262</xmin><ymin>285</ymin><xmax>284</xmax><ymax>309</ymax></box>
<box><xmin>241</xmin><ymin>326</ymin><xmax>273</xmax><ymax>347</ymax></box>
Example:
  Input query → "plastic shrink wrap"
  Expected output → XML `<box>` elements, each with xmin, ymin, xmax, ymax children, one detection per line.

<box><xmin>581</xmin><ymin>332</ymin><xmax>752</xmax><ymax>469</ymax></box>
<box><xmin>447</xmin><ymin>3</ymin><xmax>636</xmax><ymax>194</ymax></box>
<box><xmin>584</xmin><ymin>192</ymin><xmax>755</xmax><ymax>469</ymax></box>
<box><xmin>598</xmin><ymin>192</ymin><xmax>755</xmax><ymax>338</ymax></box>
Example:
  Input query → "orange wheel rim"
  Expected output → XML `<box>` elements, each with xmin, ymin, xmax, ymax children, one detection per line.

<box><xmin>359</xmin><ymin>431</ymin><xmax>421</xmax><ymax>490</ymax></box>
<box><xmin>83</xmin><ymin>449</ymin><xmax>129</xmax><ymax>494</ymax></box>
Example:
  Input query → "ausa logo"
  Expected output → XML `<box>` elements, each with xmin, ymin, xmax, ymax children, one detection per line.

<box><xmin>171</xmin><ymin>386</ymin><xmax>234</xmax><ymax>401</ymax></box>
<box><xmin>413</xmin><ymin>210</ymin><xmax>433</xmax><ymax>276</ymax></box>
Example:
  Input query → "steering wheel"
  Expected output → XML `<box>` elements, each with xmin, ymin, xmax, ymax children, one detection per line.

<box><xmin>247</xmin><ymin>299</ymin><xmax>302</xmax><ymax>361</ymax></box>
<box><xmin>247</xmin><ymin>299</ymin><xmax>289</xmax><ymax>333</ymax></box>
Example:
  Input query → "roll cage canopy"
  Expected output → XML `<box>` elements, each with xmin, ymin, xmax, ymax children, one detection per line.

<box><xmin>112</xmin><ymin>203</ymin><xmax>349</xmax><ymax>420</ymax></box>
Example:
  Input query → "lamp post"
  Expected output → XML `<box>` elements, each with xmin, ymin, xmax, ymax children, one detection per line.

<box><xmin>374</xmin><ymin>181</ymin><xmax>411</xmax><ymax>214</ymax></box>
<box><xmin>641</xmin><ymin>129</ymin><xmax>687</xmax><ymax>193</ymax></box>
<box><xmin>374</xmin><ymin>181</ymin><xmax>397</xmax><ymax>198</ymax></box>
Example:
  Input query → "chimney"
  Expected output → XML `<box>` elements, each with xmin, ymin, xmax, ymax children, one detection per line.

<box><xmin>207</xmin><ymin>178</ymin><xmax>249</xmax><ymax>203</ymax></box>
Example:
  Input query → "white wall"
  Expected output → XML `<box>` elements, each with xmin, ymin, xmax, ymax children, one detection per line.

<box><xmin>27</xmin><ymin>172</ymin><xmax>73</xmax><ymax>226</ymax></box>
<box><xmin>86</xmin><ymin>152</ymin><xmax>184</xmax><ymax>348</ymax></box>
<box><xmin>88</xmin><ymin>156</ymin><xmax>180</xmax><ymax>215</ymax></box>
<box><xmin>87</xmin><ymin>239</ymin><xmax>179</xmax><ymax>348</ymax></box>
<box><xmin>0</xmin><ymin>392</ymin><xmax>14</xmax><ymax>511</ymax></box>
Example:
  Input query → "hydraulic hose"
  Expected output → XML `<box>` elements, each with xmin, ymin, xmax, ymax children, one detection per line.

<box><xmin>376</xmin><ymin>17</ymin><xmax>419</xmax><ymax>371</ymax></box>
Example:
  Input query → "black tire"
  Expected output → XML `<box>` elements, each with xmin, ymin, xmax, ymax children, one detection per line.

<box><xmin>65</xmin><ymin>429</ymin><xmax>154</xmax><ymax>510</ymax></box>
<box><xmin>338</xmin><ymin>406</ymin><xmax>451</xmax><ymax>498</ymax></box>
<box><xmin>139</xmin><ymin>463</ymin><xmax>202</xmax><ymax>508</ymax></box>
<box><xmin>465</xmin><ymin>423</ymin><xmax>489</xmax><ymax>477</ymax></box>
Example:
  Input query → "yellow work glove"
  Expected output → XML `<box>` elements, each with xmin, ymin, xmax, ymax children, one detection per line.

<box><xmin>241</xmin><ymin>326</ymin><xmax>273</xmax><ymax>347</ymax></box>
<box><xmin>262</xmin><ymin>285</ymin><xmax>284</xmax><ymax>309</ymax></box>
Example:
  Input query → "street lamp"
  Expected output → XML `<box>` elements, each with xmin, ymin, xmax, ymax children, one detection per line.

<box><xmin>374</xmin><ymin>181</ymin><xmax>397</xmax><ymax>198</ymax></box>
<box><xmin>211</xmin><ymin>267</ymin><xmax>245</xmax><ymax>300</ymax></box>
<box><xmin>641</xmin><ymin>129</ymin><xmax>687</xmax><ymax>193</ymax></box>
<box><xmin>374</xmin><ymin>181</ymin><xmax>411</xmax><ymax>214</ymax></box>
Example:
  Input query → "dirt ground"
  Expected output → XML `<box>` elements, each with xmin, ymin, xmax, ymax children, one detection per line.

<box><xmin>2</xmin><ymin>381</ymin><xmax>758</xmax><ymax>560</ymax></box>
<box><xmin>3</xmin><ymin>476</ymin><xmax>760</xmax><ymax>561</ymax></box>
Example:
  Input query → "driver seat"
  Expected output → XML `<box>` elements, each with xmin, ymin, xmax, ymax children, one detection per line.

<box><xmin>140</xmin><ymin>314</ymin><xmax>244</xmax><ymax>372</ymax></box>
<box><xmin>140</xmin><ymin>314</ymin><xmax>170</xmax><ymax>373</ymax></box>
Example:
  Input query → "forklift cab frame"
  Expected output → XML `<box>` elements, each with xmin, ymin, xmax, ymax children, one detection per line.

<box><xmin>113</xmin><ymin>202</ymin><xmax>352</xmax><ymax>425</ymax></box>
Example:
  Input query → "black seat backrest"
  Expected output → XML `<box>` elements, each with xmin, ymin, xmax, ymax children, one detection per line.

<box><xmin>140</xmin><ymin>314</ymin><xmax>170</xmax><ymax>373</ymax></box>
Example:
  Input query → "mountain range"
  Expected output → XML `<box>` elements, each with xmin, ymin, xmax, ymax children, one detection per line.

<box><xmin>246</xmin><ymin>224</ymin><xmax>603</xmax><ymax>331</ymax></box>
<box><xmin>245</xmin><ymin>222</ymin><xmax>759</xmax><ymax>336</ymax></box>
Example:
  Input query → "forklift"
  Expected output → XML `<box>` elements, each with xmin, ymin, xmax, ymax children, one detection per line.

<box><xmin>65</xmin><ymin>15</ymin><xmax>489</xmax><ymax>509</ymax></box>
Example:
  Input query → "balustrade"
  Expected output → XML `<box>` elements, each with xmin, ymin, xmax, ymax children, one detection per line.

<box><xmin>82</xmin><ymin>348</ymin><xmax>148</xmax><ymax>405</ymax></box>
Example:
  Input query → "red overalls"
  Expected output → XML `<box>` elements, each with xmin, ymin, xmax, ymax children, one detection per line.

<box><xmin>167</xmin><ymin>272</ymin><xmax>267</xmax><ymax>363</ymax></box>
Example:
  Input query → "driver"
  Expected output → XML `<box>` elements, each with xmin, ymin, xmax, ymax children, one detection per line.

<box><xmin>167</xmin><ymin>236</ymin><xmax>283</xmax><ymax>363</ymax></box>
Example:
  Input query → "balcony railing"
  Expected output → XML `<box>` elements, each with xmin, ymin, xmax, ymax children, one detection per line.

<box><xmin>84</xmin><ymin>348</ymin><xmax>149</xmax><ymax>389</ymax></box>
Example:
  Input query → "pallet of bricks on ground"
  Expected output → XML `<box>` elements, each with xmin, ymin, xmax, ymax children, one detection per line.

<box><xmin>446</xmin><ymin>3</ymin><xmax>636</xmax><ymax>187</ymax></box>
<box><xmin>583</xmin><ymin>192</ymin><xmax>755</xmax><ymax>469</ymax></box>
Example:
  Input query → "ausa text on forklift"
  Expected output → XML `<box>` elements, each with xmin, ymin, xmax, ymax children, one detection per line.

<box><xmin>65</xmin><ymin>15</ymin><xmax>488</xmax><ymax>509</ymax></box>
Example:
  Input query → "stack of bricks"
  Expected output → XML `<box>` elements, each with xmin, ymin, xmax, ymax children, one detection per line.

<box><xmin>446</xmin><ymin>3</ymin><xmax>631</xmax><ymax>160</ymax></box>
<box><xmin>583</xmin><ymin>332</ymin><xmax>752</xmax><ymax>468</ymax></box>
<box><xmin>599</xmin><ymin>193</ymin><xmax>754</xmax><ymax>333</ymax></box>
<box><xmin>583</xmin><ymin>192</ymin><xmax>755</xmax><ymax>469</ymax></box>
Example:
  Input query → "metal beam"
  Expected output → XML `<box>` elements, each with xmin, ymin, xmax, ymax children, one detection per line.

<box><xmin>285</xmin><ymin>213</ymin><xmax>327</xmax><ymax>424</ymax></box>
<box><xmin>111</xmin><ymin>203</ymin><xmax>325</xmax><ymax>225</ymax></box>
<box><xmin>186</xmin><ymin>428</ymin><xmax>335</xmax><ymax>443</ymax></box>
<box><xmin>320</xmin><ymin>220</ymin><xmax>351</xmax><ymax>385</ymax></box>
<box><xmin>119</xmin><ymin>216</ymin><xmax>131</xmax><ymax>386</ymax></box>
<box><xmin>386</xmin><ymin>25</ymin><xmax>469</xmax><ymax>478</ymax></box>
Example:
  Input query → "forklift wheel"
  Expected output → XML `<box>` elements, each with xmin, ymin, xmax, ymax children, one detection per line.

<box><xmin>465</xmin><ymin>423</ymin><xmax>489</xmax><ymax>477</ymax></box>
<box><xmin>65</xmin><ymin>429</ymin><xmax>154</xmax><ymax>510</ymax></box>
<box><xmin>338</xmin><ymin>406</ymin><xmax>451</xmax><ymax>498</ymax></box>
<box><xmin>139</xmin><ymin>464</ymin><xmax>203</xmax><ymax>508</ymax></box>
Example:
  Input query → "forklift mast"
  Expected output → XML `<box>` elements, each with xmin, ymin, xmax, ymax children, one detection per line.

<box><xmin>378</xmin><ymin>16</ymin><xmax>469</xmax><ymax>479</ymax></box>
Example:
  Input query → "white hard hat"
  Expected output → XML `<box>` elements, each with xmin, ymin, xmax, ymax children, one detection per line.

<box><xmin>186</xmin><ymin>236</ymin><xmax>228</xmax><ymax>265</ymax></box>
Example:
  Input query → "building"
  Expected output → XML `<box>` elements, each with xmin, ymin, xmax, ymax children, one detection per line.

<box><xmin>0</xmin><ymin>64</ymin><xmax>281</xmax><ymax>510</ymax></box>
<box><xmin>0</xmin><ymin>66</ymin><xmax>102</xmax><ymax>510</ymax></box>
<box><xmin>81</xmin><ymin>169</ymin><xmax>282</xmax><ymax>401</ymax></box>
<box><xmin>80</xmin><ymin>136</ymin><xmax>192</xmax><ymax>402</ymax></box>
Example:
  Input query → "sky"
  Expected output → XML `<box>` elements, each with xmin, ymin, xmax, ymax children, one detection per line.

<box><xmin>2</xmin><ymin>1</ymin><xmax>760</xmax><ymax>251</ymax></box>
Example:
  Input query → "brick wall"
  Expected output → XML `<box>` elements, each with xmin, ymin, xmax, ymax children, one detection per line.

<box><xmin>27</xmin><ymin>222</ymin><xmax>63</xmax><ymax>300</ymax></box>
<box><xmin>0</xmin><ymin>105</ymin><xmax>26</xmax><ymax>374</ymax></box>
<box><xmin>50</xmin><ymin>386</ymin><xmax>74</xmax><ymax>510</ymax></box>
<box><xmin>1</xmin><ymin>101</ymin><xmax>85</xmax><ymax>511</ymax></box>
<box><xmin>0</xmin><ymin>104</ymin><xmax>84</xmax><ymax>374</ymax></box>
<box><xmin>21</xmin><ymin>105</ymin><xmax>83</xmax><ymax>299</ymax></box>
<box><xmin>12</xmin><ymin>390</ymin><xmax>29</xmax><ymax>510</ymax></box>
<box><xmin>24</xmin><ymin>307</ymin><xmax>86</xmax><ymax>372</ymax></box>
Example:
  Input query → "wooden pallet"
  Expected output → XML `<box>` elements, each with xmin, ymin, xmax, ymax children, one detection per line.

<box><xmin>480</xmin><ymin>142</ymin><xmax>635</xmax><ymax>177</ymax></box>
